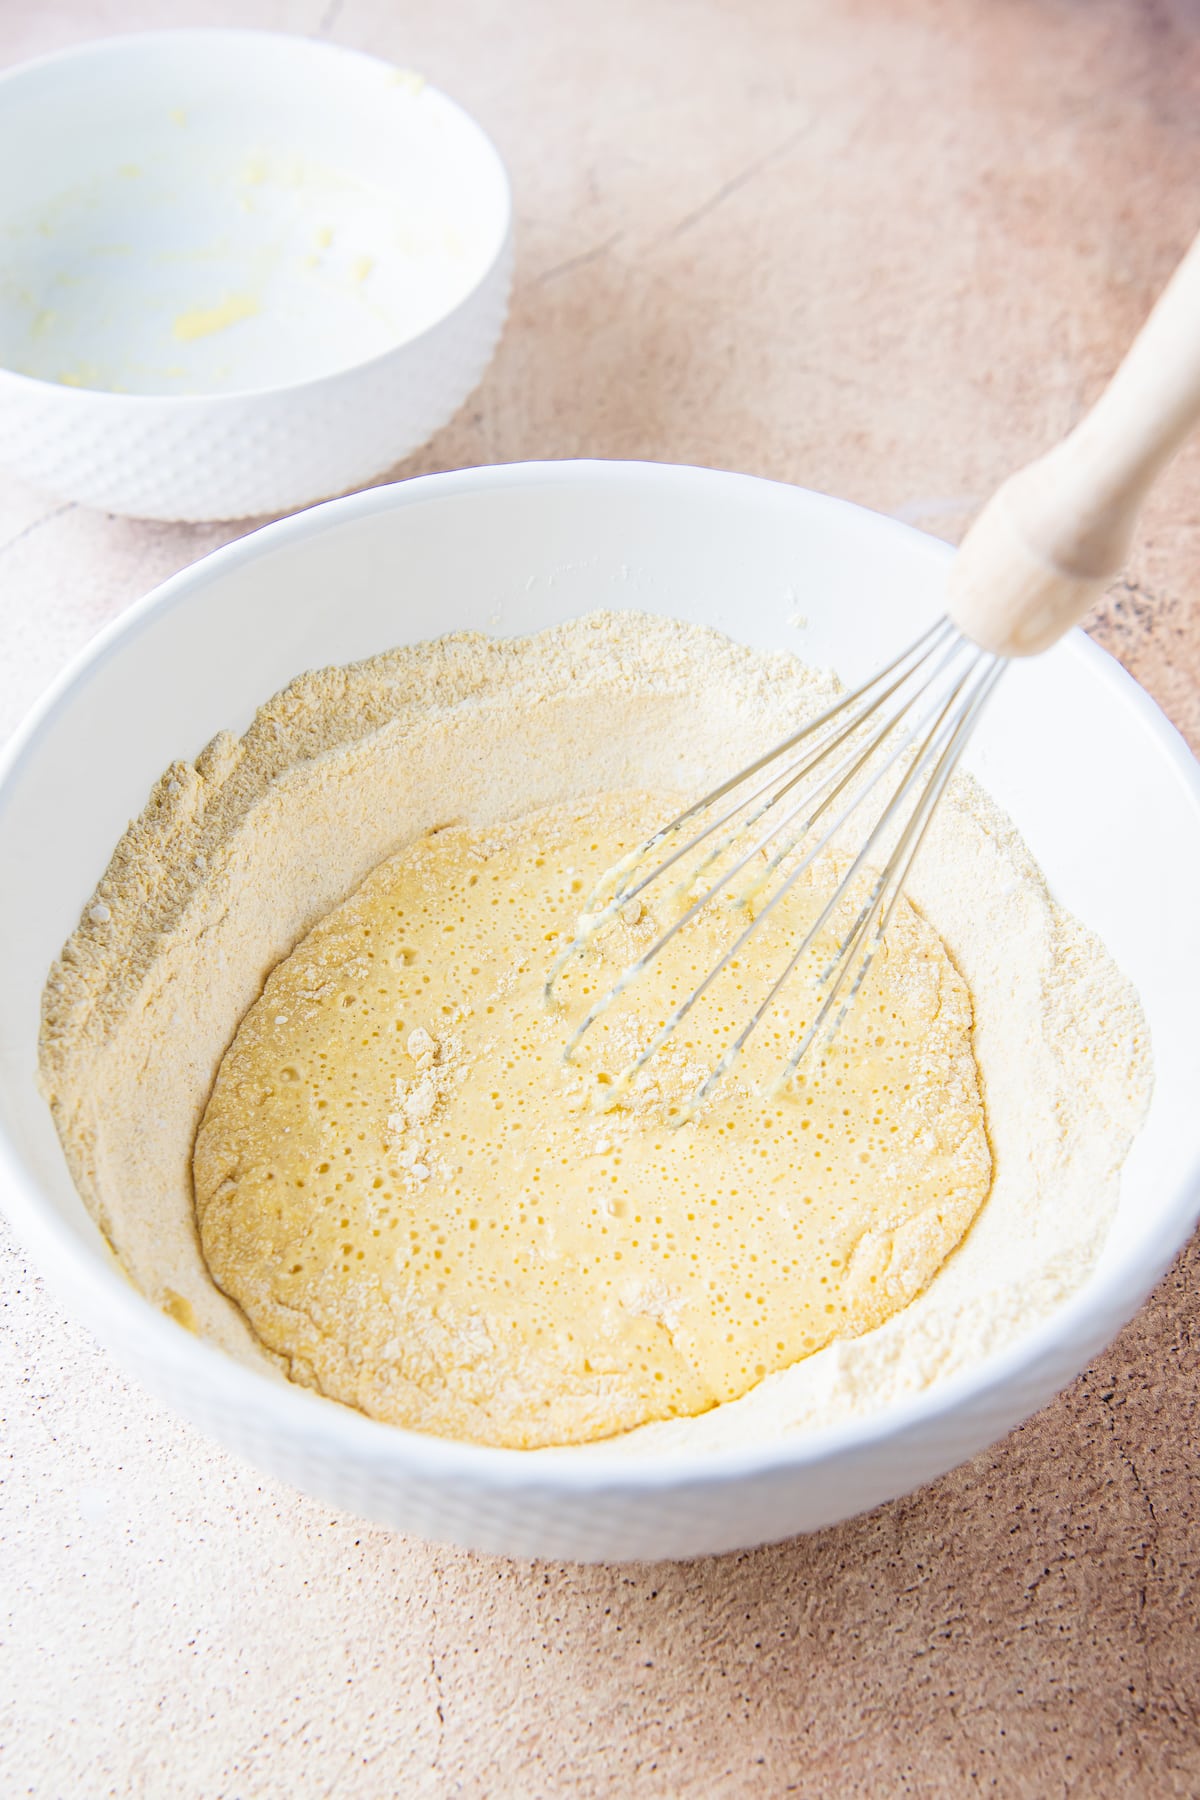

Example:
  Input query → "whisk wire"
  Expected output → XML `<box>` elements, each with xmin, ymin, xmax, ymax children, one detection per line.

<box><xmin>608</xmin><ymin>616</ymin><xmax>953</xmax><ymax>892</ymax></box>
<box><xmin>561</xmin><ymin>635</ymin><xmax>957</xmax><ymax>1058</ymax></box>
<box><xmin>553</xmin><ymin>620</ymin><xmax>1007</xmax><ymax>1101</ymax></box>
<box><xmin>543</xmin><ymin>618</ymin><xmax>954</xmax><ymax>1003</ymax></box>
<box><xmin>570</xmin><ymin>632</ymin><xmax>983</xmax><ymax>1077</ymax></box>
<box><xmin>765</xmin><ymin>653</ymin><xmax>1006</xmax><ymax>1098</ymax></box>
<box><xmin>728</xmin><ymin>626</ymin><xmax>977</xmax><ymax>898</ymax></box>
<box><xmin>615</xmin><ymin>618</ymin><xmax>959</xmax><ymax>911</ymax></box>
<box><xmin>689</xmin><ymin>648</ymin><xmax>1001</xmax><ymax>1110</ymax></box>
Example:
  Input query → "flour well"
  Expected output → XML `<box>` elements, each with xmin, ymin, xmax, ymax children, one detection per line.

<box><xmin>38</xmin><ymin>611</ymin><xmax>1151</xmax><ymax>1454</ymax></box>
<box><xmin>191</xmin><ymin>792</ymin><xmax>992</xmax><ymax>1449</ymax></box>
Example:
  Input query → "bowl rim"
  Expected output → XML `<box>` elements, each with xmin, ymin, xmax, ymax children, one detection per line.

<box><xmin>3</xmin><ymin>457</ymin><xmax>1199</xmax><ymax>1491</ymax></box>
<box><xmin>0</xmin><ymin>27</ymin><xmax>513</xmax><ymax>407</ymax></box>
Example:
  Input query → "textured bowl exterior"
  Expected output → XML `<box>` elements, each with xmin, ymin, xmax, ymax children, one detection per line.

<box><xmin>0</xmin><ymin>239</ymin><xmax>512</xmax><ymax>521</ymax></box>
<box><xmin>18</xmin><ymin>1204</ymin><xmax>1186</xmax><ymax>1562</ymax></box>
<box><xmin>0</xmin><ymin>32</ymin><xmax>513</xmax><ymax>521</ymax></box>
<box><xmin>2</xmin><ymin>462</ymin><xmax>1198</xmax><ymax>1561</ymax></box>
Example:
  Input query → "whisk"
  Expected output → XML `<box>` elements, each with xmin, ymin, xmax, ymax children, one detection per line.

<box><xmin>549</xmin><ymin>227</ymin><xmax>1200</xmax><ymax>1106</ymax></box>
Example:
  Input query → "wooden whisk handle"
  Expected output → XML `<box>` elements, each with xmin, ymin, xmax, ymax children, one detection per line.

<box><xmin>947</xmin><ymin>228</ymin><xmax>1200</xmax><ymax>657</ymax></box>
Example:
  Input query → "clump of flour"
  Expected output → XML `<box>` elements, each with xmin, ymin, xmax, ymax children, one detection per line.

<box><xmin>385</xmin><ymin>1027</ymin><xmax>463</xmax><ymax>1191</ymax></box>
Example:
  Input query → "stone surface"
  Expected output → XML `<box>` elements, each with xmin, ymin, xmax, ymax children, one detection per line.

<box><xmin>2</xmin><ymin>0</ymin><xmax>1199</xmax><ymax>1794</ymax></box>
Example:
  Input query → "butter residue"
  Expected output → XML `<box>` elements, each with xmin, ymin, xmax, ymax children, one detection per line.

<box><xmin>161</xmin><ymin>1288</ymin><xmax>197</xmax><ymax>1332</ymax></box>
<box><xmin>172</xmin><ymin>294</ymin><xmax>259</xmax><ymax>343</ymax></box>
<box><xmin>55</xmin><ymin>363</ymin><xmax>104</xmax><ymax>390</ymax></box>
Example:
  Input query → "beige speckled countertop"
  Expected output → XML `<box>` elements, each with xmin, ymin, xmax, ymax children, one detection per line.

<box><xmin>3</xmin><ymin>2</ymin><xmax>1199</xmax><ymax>1794</ymax></box>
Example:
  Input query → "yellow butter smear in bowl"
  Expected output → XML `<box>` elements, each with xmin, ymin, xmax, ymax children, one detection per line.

<box><xmin>193</xmin><ymin>790</ymin><xmax>991</xmax><ymax>1450</ymax></box>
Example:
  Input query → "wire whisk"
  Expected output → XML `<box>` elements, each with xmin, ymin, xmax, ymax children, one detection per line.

<box><xmin>546</xmin><ymin>620</ymin><xmax>1004</xmax><ymax>1109</ymax></box>
<box><xmin>548</xmin><ymin>225</ymin><xmax>1200</xmax><ymax>1105</ymax></box>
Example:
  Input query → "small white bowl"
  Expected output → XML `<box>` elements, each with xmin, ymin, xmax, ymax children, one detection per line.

<box><xmin>0</xmin><ymin>31</ymin><xmax>512</xmax><ymax>520</ymax></box>
<box><xmin>2</xmin><ymin>462</ymin><xmax>1198</xmax><ymax>1562</ymax></box>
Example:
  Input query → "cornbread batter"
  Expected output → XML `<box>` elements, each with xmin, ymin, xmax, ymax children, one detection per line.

<box><xmin>40</xmin><ymin>612</ymin><xmax>1149</xmax><ymax>1455</ymax></box>
<box><xmin>194</xmin><ymin>792</ymin><xmax>991</xmax><ymax>1449</ymax></box>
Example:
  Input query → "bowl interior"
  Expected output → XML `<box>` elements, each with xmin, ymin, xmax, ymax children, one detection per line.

<box><xmin>2</xmin><ymin>462</ymin><xmax>1198</xmax><ymax>1462</ymax></box>
<box><xmin>0</xmin><ymin>31</ymin><xmax>509</xmax><ymax>396</ymax></box>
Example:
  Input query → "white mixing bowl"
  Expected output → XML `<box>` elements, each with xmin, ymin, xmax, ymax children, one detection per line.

<box><xmin>2</xmin><ymin>462</ymin><xmax>1197</xmax><ymax>1562</ymax></box>
<box><xmin>0</xmin><ymin>32</ymin><xmax>512</xmax><ymax>520</ymax></box>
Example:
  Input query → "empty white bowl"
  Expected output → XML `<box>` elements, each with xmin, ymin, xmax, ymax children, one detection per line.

<box><xmin>0</xmin><ymin>31</ymin><xmax>512</xmax><ymax>520</ymax></box>
<box><xmin>2</xmin><ymin>462</ymin><xmax>1198</xmax><ymax>1561</ymax></box>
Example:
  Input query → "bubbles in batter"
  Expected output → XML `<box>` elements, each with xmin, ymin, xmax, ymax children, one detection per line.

<box><xmin>193</xmin><ymin>791</ymin><xmax>992</xmax><ymax>1448</ymax></box>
